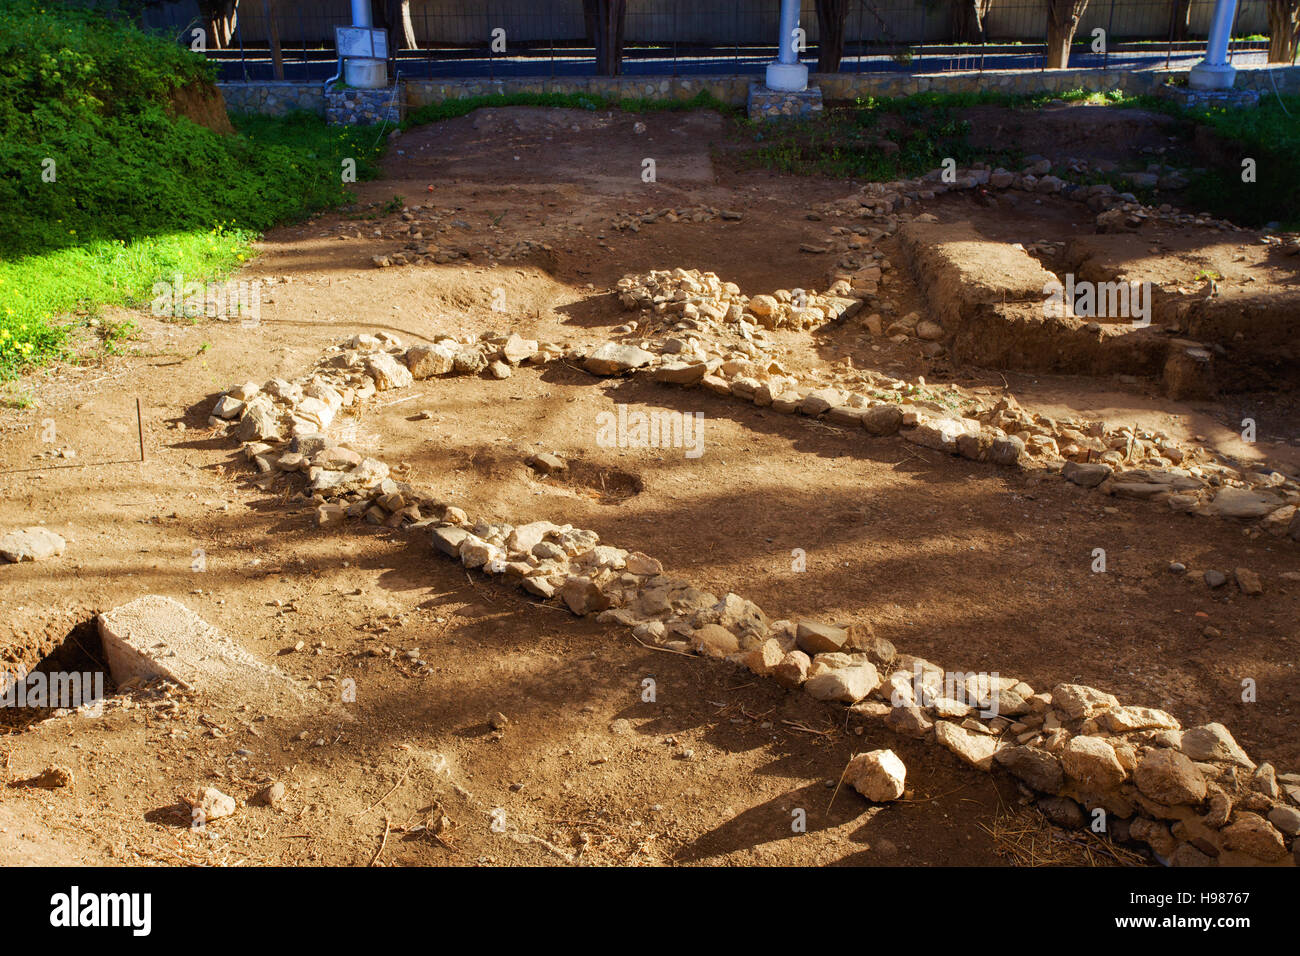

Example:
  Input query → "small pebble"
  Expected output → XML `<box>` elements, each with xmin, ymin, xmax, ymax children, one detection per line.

<box><xmin>258</xmin><ymin>781</ymin><xmax>286</xmax><ymax>807</ymax></box>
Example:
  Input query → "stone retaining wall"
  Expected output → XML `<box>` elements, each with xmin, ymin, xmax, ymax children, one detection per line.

<box><xmin>401</xmin><ymin>70</ymin><xmax>1150</xmax><ymax>107</ymax></box>
<box><xmin>219</xmin><ymin>81</ymin><xmax>325</xmax><ymax>117</ymax></box>
<box><xmin>218</xmin><ymin>65</ymin><xmax>1300</xmax><ymax>120</ymax></box>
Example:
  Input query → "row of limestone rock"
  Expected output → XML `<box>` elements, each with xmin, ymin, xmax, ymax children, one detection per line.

<box><xmin>207</xmin><ymin>331</ymin><xmax>556</xmax><ymax>529</ymax></box>
<box><xmin>208</xmin><ymin>315</ymin><xmax>1300</xmax><ymax>546</ymax></box>
<box><xmin>421</xmin><ymin>500</ymin><xmax>1300</xmax><ymax>867</ymax></box>
<box><xmin>430</xmin><ymin>506</ymin><xmax>1299</xmax><ymax>866</ymax></box>
<box><xmin>211</xmin><ymin>333</ymin><xmax>1299</xmax><ymax>866</ymax></box>
<box><xmin>600</xmin><ymin>273</ymin><xmax>1300</xmax><ymax>543</ymax></box>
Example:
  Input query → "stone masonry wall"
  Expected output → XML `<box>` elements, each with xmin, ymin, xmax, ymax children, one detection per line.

<box><xmin>218</xmin><ymin>65</ymin><xmax>1300</xmax><ymax>119</ymax></box>
<box><xmin>219</xmin><ymin>81</ymin><xmax>325</xmax><ymax>117</ymax></box>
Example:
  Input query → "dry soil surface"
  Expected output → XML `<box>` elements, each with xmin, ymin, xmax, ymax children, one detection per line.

<box><xmin>1</xmin><ymin>105</ymin><xmax>1297</xmax><ymax>867</ymax></box>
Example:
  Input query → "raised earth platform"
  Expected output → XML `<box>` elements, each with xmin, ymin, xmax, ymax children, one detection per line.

<box><xmin>746</xmin><ymin>82</ymin><xmax>824</xmax><ymax>121</ymax></box>
<box><xmin>898</xmin><ymin>220</ymin><xmax>1217</xmax><ymax>397</ymax></box>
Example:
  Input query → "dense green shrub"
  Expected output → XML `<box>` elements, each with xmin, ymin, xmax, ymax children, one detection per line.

<box><xmin>0</xmin><ymin>0</ymin><xmax>384</xmax><ymax>258</ymax></box>
<box><xmin>1180</xmin><ymin>95</ymin><xmax>1300</xmax><ymax>229</ymax></box>
<box><xmin>0</xmin><ymin>0</ymin><xmax>384</xmax><ymax>376</ymax></box>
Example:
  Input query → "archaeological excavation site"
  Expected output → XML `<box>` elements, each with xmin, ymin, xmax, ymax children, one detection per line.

<box><xmin>3</xmin><ymin>3</ymin><xmax>1300</xmax><ymax>915</ymax></box>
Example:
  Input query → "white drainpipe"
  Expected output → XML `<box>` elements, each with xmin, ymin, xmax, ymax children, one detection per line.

<box><xmin>765</xmin><ymin>0</ymin><xmax>808</xmax><ymax>91</ymax></box>
<box><xmin>1188</xmin><ymin>0</ymin><xmax>1239</xmax><ymax>90</ymax></box>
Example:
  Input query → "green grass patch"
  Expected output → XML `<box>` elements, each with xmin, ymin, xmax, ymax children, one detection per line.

<box><xmin>0</xmin><ymin>382</ymin><xmax>36</xmax><ymax>410</ymax></box>
<box><xmin>0</xmin><ymin>224</ymin><xmax>254</xmax><ymax>377</ymax></box>
<box><xmin>1178</xmin><ymin>95</ymin><xmax>1300</xmax><ymax>229</ymax></box>
<box><xmin>1047</xmin><ymin>87</ymin><xmax>1300</xmax><ymax>228</ymax></box>
<box><xmin>6</xmin><ymin>100</ymin><xmax>386</xmax><ymax>260</ymax></box>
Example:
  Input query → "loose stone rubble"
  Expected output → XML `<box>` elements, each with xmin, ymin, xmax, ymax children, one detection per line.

<box><xmin>205</xmin><ymin>331</ymin><xmax>1300</xmax><ymax>866</ymax></box>
<box><xmin>609</xmin><ymin>205</ymin><xmax>744</xmax><ymax>232</ymax></box>
<box><xmin>617</xmin><ymin>267</ymin><xmax>863</xmax><ymax>333</ymax></box>
<box><xmin>808</xmin><ymin>158</ymin><xmax>1244</xmax><ymax>245</ymax></box>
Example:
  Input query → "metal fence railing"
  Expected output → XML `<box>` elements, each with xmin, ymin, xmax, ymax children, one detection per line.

<box><xmin>143</xmin><ymin>0</ymin><xmax>1278</xmax><ymax>84</ymax></box>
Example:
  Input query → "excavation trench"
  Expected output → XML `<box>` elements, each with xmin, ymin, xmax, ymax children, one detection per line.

<box><xmin>902</xmin><ymin>221</ymin><xmax>1300</xmax><ymax>397</ymax></box>
<box><xmin>0</xmin><ymin>616</ymin><xmax>114</xmax><ymax>733</ymax></box>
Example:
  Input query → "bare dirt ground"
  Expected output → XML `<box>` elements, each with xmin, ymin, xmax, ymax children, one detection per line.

<box><xmin>1</xmin><ymin>104</ymin><xmax>1297</xmax><ymax>867</ymax></box>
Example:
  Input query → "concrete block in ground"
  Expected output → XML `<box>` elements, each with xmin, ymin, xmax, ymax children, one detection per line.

<box><xmin>98</xmin><ymin>595</ymin><xmax>307</xmax><ymax>708</ymax></box>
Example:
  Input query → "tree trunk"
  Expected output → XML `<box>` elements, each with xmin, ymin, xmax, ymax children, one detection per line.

<box><xmin>1045</xmin><ymin>0</ymin><xmax>1089</xmax><ymax>68</ymax></box>
<box><xmin>259</xmin><ymin>0</ymin><xmax>283</xmax><ymax>79</ymax></box>
<box><xmin>373</xmin><ymin>0</ymin><xmax>418</xmax><ymax>51</ymax></box>
<box><xmin>585</xmin><ymin>0</ymin><xmax>626</xmax><ymax>76</ymax></box>
<box><xmin>395</xmin><ymin>0</ymin><xmax>418</xmax><ymax>51</ymax></box>
<box><xmin>953</xmin><ymin>0</ymin><xmax>994</xmax><ymax>43</ymax></box>
<box><xmin>1170</xmin><ymin>0</ymin><xmax>1192</xmax><ymax>41</ymax></box>
<box><xmin>198</xmin><ymin>0</ymin><xmax>238</xmax><ymax>50</ymax></box>
<box><xmin>815</xmin><ymin>0</ymin><xmax>849</xmax><ymax>72</ymax></box>
<box><xmin>1268</xmin><ymin>0</ymin><xmax>1300</xmax><ymax>62</ymax></box>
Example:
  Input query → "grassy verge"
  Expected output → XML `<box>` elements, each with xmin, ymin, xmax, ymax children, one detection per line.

<box><xmin>724</xmin><ymin>85</ymin><xmax>1300</xmax><ymax>229</ymax></box>
<box><xmin>402</xmin><ymin>89</ymin><xmax>736</xmax><ymax>129</ymax></box>
<box><xmin>0</xmin><ymin>108</ymin><xmax>385</xmax><ymax>379</ymax></box>
<box><xmin>1064</xmin><ymin>88</ymin><xmax>1300</xmax><ymax>227</ymax></box>
<box><xmin>727</xmin><ymin>90</ymin><xmax>1047</xmax><ymax>182</ymax></box>
<box><xmin>0</xmin><ymin>226</ymin><xmax>254</xmax><ymax>376</ymax></box>
<box><xmin>1174</xmin><ymin>94</ymin><xmax>1300</xmax><ymax>229</ymax></box>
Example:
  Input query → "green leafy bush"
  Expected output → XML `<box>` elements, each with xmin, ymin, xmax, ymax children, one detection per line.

<box><xmin>0</xmin><ymin>0</ymin><xmax>383</xmax><ymax>258</ymax></box>
<box><xmin>1179</xmin><ymin>95</ymin><xmax>1300</xmax><ymax>229</ymax></box>
<box><xmin>0</xmin><ymin>0</ymin><xmax>384</xmax><ymax>376</ymax></box>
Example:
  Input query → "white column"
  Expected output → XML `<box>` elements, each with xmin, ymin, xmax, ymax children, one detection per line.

<box><xmin>765</xmin><ymin>0</ymin><xmax>808</xmax><ymax>91</ymax></box>
<box><xmin>1188</xmin><ymin>0</ymin><xmax>1239</xmax><ymax>90</ymax></box>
